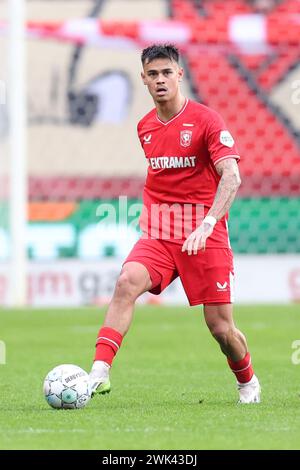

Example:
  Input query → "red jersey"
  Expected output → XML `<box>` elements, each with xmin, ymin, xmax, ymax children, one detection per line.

<box><xmin>137</xmin><ymin>99</ymin><xmax>240</xmax><ymax>247</ymax></box>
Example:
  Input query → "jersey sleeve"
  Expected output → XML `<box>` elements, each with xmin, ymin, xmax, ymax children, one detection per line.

<box><xmin>205</xmin><ymin>111</ymin><xmax>240</xmax><ymax>166</ymax></box>
<box><xmin>137</xmin><ymin>121</ymin><xmax>143</xmax><ymax>147</ymax></box>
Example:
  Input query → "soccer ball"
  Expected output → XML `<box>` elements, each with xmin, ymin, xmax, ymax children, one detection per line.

<box><xmin>43</xmin><ymin>364</ymin><xmax>91</xmax><ymax>409</ymax></box>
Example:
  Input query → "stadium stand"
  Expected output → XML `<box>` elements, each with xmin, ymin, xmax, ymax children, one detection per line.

<box><xmin>1</xmin><ymin>0</ymin><xmax>299</xmax><ymax>258</ymax></box>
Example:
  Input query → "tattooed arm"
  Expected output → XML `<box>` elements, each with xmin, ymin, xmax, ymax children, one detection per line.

<box><xmin>207</xmin><ymin>158</ymin><xmax>241</xmax><ymax>221</ymax></box>
<box><xmin>182</xmin><ymin>158</ymin><xmax>241</xmax><ymax>255</ymax></box>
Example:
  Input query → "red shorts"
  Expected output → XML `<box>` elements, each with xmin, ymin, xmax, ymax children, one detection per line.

<box><xmin>124</xmin><ymin>238</ymin><xmax>234</xmax><ymax>306</ymax></box>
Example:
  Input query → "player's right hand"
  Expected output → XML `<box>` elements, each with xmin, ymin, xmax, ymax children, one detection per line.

<box><xmin>181</xmin><ymin>223</ymin><xmax>214</xmax><ymax>255</ymax></box>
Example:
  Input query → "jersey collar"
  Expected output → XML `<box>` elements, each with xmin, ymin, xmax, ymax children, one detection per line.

<box><xmin>156</xmin><ymin>99</ymin><xmax>189</xmax><ymax>126</ymax></box>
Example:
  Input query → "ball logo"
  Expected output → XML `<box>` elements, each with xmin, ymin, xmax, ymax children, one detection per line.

<box><xmin>180</xmin><ymin>130</ymin><xmax>192</xmax><ymax>147</ymax></box>
<box><xmin>220</xmin><ymin>130</ymin><xmax>234</xmax><ymax>148</ymax></box>
<box><xmin>65</xmin><ymin>371</ymin><xmax>85</xmax><ymax>383</ymax></box>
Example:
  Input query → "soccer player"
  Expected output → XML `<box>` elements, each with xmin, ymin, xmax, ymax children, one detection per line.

<box><xmin>89</xmin><ymin>44</ymin><xmax>260</xmax><ymax>404</ymax></box>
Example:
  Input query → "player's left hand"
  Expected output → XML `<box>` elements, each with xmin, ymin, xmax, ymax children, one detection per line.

<box><xmin>182</xmin><ymin>222</ymin><xmax>214</xmax><ymax>255</ymax></box>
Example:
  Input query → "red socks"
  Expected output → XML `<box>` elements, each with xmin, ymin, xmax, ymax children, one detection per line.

<box><xmin>95</xmin><ymin>328</ymin><xmax>254</xmax><ymax>384</ymax></box>
<box><xmin>94</xmin><ymin>327</ymin><xmax>123</xmax><ymax>366</ymax></box>
<box><xmin>227</xmin><ymin>352</ymin><xmax>254</xmax><ymax>383</ymax></box>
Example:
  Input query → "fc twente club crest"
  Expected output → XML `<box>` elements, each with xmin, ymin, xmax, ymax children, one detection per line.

<box><xmin>180</xmin><ymin>130</ymin><xmax>192</xmax><ymax>147</ymax></box>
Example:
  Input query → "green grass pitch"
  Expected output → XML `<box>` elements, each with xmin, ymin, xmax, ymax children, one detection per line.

<box><xmin>1</xmin><ymin>304</ymin><xmax>300</xmax><ymax>450</ymax></box>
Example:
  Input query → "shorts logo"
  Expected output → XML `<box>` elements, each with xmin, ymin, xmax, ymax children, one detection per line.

<box><xmin>216</xmin><ymin>281</ymin><xmax>228</xmax><ymax>291</ymax></box>
<box><xmin>180</xmin><ymin>130</ymin><xmax>192</xmax><ymax>147</ymax></box>
<box><xmin>220</xmin><ymin>130</ymin><xmax>234</xmax><ymax>148</ymax></box>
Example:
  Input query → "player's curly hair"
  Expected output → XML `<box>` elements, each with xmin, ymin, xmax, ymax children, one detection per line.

<box><xmin>141</xmin><ymin>44</ymin><xmax>179</xmax><ymax>65</ymax></box>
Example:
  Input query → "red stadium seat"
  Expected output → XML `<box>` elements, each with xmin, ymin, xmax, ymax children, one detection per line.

<box><xmin>184</xmin><ymin>50</ymin><xmax>300</xmax><ymax>195</ymax></box>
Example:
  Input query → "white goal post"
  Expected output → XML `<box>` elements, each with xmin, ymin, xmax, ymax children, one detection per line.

<box><xmin>8</xmin><ymin>0</ymin><xmax>27</xmax><ymax>306</ymax></box>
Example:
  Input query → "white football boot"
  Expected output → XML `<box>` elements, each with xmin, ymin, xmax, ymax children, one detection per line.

<box><xmin>89</xmin><ymin>361</ymin><xmax>111</xmax><ymax>396</ymax></box>
<box><xmin>237</xmin><ymin>374</ymin><xmax>261</xmax><ymax>404</ymax></box>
